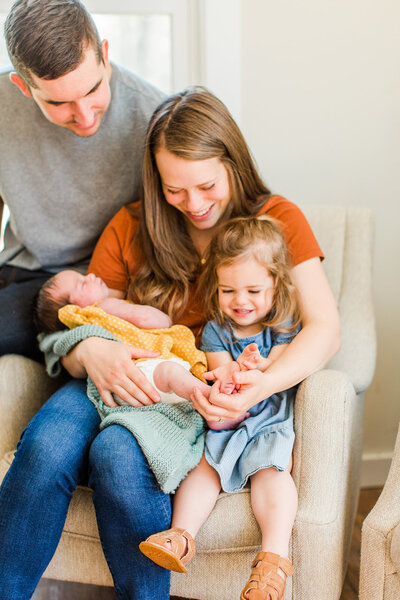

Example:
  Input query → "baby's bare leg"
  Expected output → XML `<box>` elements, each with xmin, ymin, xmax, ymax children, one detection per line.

<box><xmin>207</xmin><ymin>410</ymin><xmax>250</xmax><ymax>430</ymax></box>
<box><xmin>154</xmin><ymin>362</ymin><xmax>249</xmax><ymax>429</ymax></box>
<box><xmin>153</xmin><ymin>361</ymin><xmax>210</xmax><ymax>402</ymax></box>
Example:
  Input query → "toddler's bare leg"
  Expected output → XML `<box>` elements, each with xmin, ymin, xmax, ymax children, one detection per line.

<box><xmin>172</xmin><ymin>455</ymin><xmax>221</xmax><ymax>537</ymax></box>
<box><xmin>246</xmin><ymin>457</ymin><xmax>297</xmax><ymax>594</ymax></box>
<box><xmin>153</xmin><ymin>361</ymin><xmax>210</xmax><ymax>402</ymax></box>
<box><xmin>251</xmin><ymin>464</ymin><xmax>297</xmax><ymax>557</ymax></box>
<box><xmin>138</xmin><ymin>456</ymin><xmax>221</xmax><ymax>570</ymax></box>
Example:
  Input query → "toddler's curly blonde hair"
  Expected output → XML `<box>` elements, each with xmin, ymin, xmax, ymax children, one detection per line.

<box><xmin>200</xmin><ymin>216</ymin><xmax>301</xmax><ymax>336</ymax></box>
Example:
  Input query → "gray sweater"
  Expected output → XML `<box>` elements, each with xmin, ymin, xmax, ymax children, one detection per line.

<box><xmin>0</xmin><ymin>64</ymin><xmax>164</xmax><ymax>272</ymax></box>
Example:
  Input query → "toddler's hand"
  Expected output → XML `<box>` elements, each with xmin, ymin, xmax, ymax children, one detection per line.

<box><xmin>237</xmin><ymin>343</ymin><xmax>262</xmax><ymax>371</ymax></box>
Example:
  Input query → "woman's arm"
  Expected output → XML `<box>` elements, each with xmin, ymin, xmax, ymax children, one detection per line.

<box><xmin>61</xmin><ymin>337</ymin><xmax>162</xmax><ymax>407</ymax></box>
<box><xmin>192</xmin><ymin>257</ymin><xmax>341</xmax><ymax>421</ymax></box>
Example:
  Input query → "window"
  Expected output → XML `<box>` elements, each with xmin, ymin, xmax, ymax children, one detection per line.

<box><xmin>0</xmin><ymin>11</ymin><xmax>10</xmax><ymax>68</ymax></box>
<box><xmin>0</xmin><ymin>0</ymin><xmax>196</xmax><ymax>94</ymax></box>
<box><xmin>84</xmin><ymin>0</ymin><xmax>200</xmax><ymax>93</ymax></box>
<box><xmin>0</xmin><ymin>0</ymin><xmax>240</xmax><ymax>111</ymax></box>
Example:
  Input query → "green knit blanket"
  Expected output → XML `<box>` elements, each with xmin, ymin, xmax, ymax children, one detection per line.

<box><xmin>38</xmin><ymin>327</ymin><xmax>205</xmax><ymax>493</ymax></box>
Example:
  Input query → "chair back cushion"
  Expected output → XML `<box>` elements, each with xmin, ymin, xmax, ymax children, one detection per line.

<box><xmin>300</xmin><ymin>204</ymin><xmax>375</xmax><ymax>393</ymax></box>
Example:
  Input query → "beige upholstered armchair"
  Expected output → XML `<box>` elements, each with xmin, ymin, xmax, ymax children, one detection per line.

<box><xmin>0</xmin><ymin>205</ymin><xmax>376</xmax><ymax>600</ymax></box>
<box><xmin>359</xmin><ymin>422</ymin><xmax>400</xmax><ymax>600</ymax></box>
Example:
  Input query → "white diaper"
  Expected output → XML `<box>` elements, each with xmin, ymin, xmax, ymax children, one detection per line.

<box><xmin>137</xmin><ymin>357</ymin><xmax>191</xmax><ymax>405</ymax></box>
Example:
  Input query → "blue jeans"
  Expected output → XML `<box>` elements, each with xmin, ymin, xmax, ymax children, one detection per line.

<box><xmin>0</xmin><ymin>379</ymin><xmax>171</xmax><ymax>599</ymax></box>
<box><xmin>0</xmin><ymin>266</ymin><xmax>52</xmax><ymax>360</ymax></box>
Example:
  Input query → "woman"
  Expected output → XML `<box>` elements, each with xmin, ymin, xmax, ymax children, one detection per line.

<box><xmin>0</xmin><ymin>87</ymin><xmax>340</xmax><ymax>600</ymax></box>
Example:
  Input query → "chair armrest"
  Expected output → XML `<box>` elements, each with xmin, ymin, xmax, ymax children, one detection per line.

<box><xmin>0</xmin><ymin>354</ymin><xmax>61</xmax><ymax>456</ymax></box>
<box><xmin>292</xmin><ymin>368</ymin><xmax>359</xmax><ymax>524</ymax></box>
<box><xmin>361</xmin><ymin>421</ymin><xmax>400</xmax><ymax>541</ymax></box>
<box><xmin>391</xmin><ymin>523</ymin><xmax>400</xmax><ymax>571</ymax></box>
<box><xmin>359</xmin><ymin>423</ymin><xmax>400</xmax><ymax>599</ymax></box>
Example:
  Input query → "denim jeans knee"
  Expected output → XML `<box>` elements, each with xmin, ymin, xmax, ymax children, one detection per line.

<box><xmin>89</xmin><ymin>425</ymin><xmax>172</xmax><ymax>599</ymax></box>
<box><xmin>0</xmin><ymin>379</ymin><xmax>100</xmax><ymax>600</ymax></box>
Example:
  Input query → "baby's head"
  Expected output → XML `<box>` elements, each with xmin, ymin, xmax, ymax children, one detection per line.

<box><xmin>33</xmin><ymin>270</ymin><xmax>109</xmax><ymax>333</ymax></box>
<box><xmin>201</xmin><ymin>216</ymin><xmax>301</xmax><ymax>333</ymax></box>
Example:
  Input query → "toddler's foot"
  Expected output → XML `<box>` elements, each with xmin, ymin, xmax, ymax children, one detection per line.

<box><xmin>139</xmin><ymin>527</ymin><xmax>195</xmax><ymax>573</ymax></box>
<box><xmin>240</xmin><ymin>551</ymin><xmax>293</xmax><ymax>600</ymax></box>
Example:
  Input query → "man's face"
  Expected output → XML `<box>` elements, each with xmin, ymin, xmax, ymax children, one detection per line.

<box><xmin>11</xmin><ymin>40</ymin><xmax>112</xmax><ymax>137</ymax></box>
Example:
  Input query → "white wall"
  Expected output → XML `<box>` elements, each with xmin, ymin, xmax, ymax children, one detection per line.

<box><xmin>240</xmin><ymin>1</ymin><xmax>400</xmax><ymax>466</ymax></box>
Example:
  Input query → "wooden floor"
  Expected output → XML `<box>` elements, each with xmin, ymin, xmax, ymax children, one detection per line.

<box><xmin>33</xmin><ymin>487</ymin><xmax>382</xmax><ymax>600</ymax></box>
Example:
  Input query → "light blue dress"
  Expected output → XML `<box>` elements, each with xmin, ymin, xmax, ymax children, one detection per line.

<box><xmin>201</xmin><ymin>320</ymin><xmax>298</xmax><ymax>493</ymax></box>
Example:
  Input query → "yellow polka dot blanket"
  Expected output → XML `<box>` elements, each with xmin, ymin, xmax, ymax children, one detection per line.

<box><xmin>56</xmin><ymin>304</ymin><xmax>207</xmax><ymax>493</ymax></box>
<box><xmin>59</xmin><ymin>303</ymin><xmax>208</xmax><ymax>380</ymax></box>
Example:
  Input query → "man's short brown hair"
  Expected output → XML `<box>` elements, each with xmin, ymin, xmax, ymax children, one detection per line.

<box><xmin>4</xmin><ymin>0</ymin><xmax>103</xmax><ymax>87</ymax></box>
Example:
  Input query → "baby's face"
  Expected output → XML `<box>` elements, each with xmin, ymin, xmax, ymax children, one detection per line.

<box><xmin>54</xmin><ymin>270</ymin><xmax>109</xmax><ymax>307</ymax></box>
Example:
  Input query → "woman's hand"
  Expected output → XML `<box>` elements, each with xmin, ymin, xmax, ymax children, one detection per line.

<box><xmin>192</xmin><ymin>369</ymin><xmax>269</xmax><ymax>422</ymax></box>
<box><xmin>67</xmin><ymin>337</ymin><xmax>162</xmax><ymax>408</ymax></box>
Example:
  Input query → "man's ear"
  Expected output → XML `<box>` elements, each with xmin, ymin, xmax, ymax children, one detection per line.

<box><xmin>9</xmin><ymin>72</ymin><xmax>32</xmax><ymax>97</ymax></box>
<box><xmin>100</xmin><ymin>39</ymin><xmax>109</xmax><ymax>66</ymax></box>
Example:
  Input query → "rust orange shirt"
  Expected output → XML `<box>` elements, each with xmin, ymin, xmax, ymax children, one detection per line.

<box><xmin>89</xmin><ymin>196</ymin><xmax>323</xmax><ymax>338</ymax></box>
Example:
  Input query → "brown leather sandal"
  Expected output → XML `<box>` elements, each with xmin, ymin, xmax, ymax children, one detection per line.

<box><xmin>139</xmin><ymin>527</ymin><xmax>195</xmax><ymax>573</ymax></box>
<box><xmin>240</xmin><ymin>551</ymin><xmax>294</xmax><ymax>600</ymax></box>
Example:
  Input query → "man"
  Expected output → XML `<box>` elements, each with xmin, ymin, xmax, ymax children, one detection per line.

<box><xmin>0</xmin><ymin>0</ymin><xmax>165</xmax><ymax>360</ymax></box>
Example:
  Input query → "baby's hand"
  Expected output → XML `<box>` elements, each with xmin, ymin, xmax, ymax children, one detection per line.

<box><xmin>236</xmin><ymin>343</ymin><xmax>262</xmax><ymax>371</ymax></box>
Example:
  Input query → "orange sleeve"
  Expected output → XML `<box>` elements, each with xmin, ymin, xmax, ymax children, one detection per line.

<box><xmin>88</xmin><ymin>206</ymin><xmax>140</xmax><ymax>293</ymax></box>
<box><xmin>259</xmin><ymin>196</ymin><xmax>324</xmax><ymax>266</ymax></box>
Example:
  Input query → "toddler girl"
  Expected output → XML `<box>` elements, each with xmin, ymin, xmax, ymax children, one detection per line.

<box><xmin>139</xmin><ymin>216</ymin><xmax>301</xmax><ymax>600</ymax></box>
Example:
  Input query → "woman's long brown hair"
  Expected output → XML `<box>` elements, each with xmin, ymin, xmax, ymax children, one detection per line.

<box><xmin>129</xmin><ymin>86</ymin><xmax>272</xmax><ymax>320</ymax></box>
